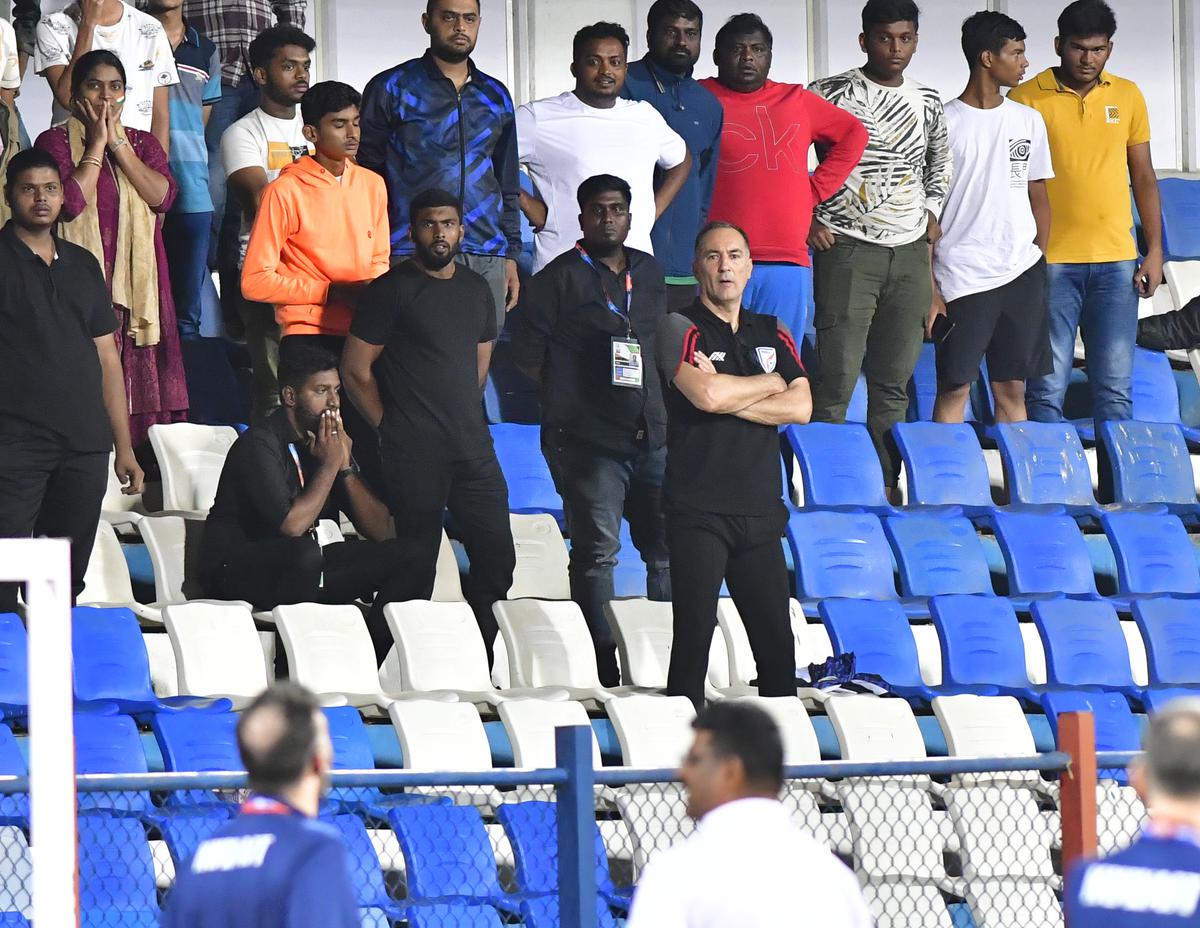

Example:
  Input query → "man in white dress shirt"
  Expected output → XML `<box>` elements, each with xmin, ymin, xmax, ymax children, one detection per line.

<box><xmin>626</xmin><ymin>701</ymin><xmax>873</xmax><ymax>928</ymax></box>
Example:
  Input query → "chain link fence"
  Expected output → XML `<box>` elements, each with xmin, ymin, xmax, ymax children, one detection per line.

<box><xmin>0</xmin><ymin>743</ymin><xmax>1149</xmax><ymax>928</ymax></box>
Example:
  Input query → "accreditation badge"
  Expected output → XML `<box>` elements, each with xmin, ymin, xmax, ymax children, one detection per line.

<box><xmin>611</xmin><ymin>337</ymin><xmax>644</xmax><ymax>388</ymax></box>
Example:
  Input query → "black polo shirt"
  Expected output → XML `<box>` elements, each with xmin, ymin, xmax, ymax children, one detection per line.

<box><xmin>0</xmin><ymin>222</ymin><xmax>116</xmax><ymax>451</ymax></box>
<box><xmin>201</xmin><ymin>409</ymin><xmax>348</xmax><ymax>571</ymax></box>
<box><xmin>512</xmin><ymin>244</ymin><xmax>667</xmax><ymax>455</ymax></box>
<box><xmin>655</xmin><ymin>300</ymin><xmax>805</xmax><ymax>515</ymax></box>
<box><xmin>350</xmin><ymin>260</ymin><xmax>497</xmax><ymax>460</ymax></box>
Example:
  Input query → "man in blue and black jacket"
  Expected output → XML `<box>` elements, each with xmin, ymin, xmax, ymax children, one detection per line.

<box><xmin>622</xmin><ymin>0</ymin><xmax>723</xmax><ymax>313</ymax></box>
<box><xmin>359</xmin><ymin>0</ymin><xmax>521</xmax><ymax>334</ymax></box>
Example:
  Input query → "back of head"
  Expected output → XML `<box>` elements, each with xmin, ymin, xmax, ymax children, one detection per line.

<box><xmin>277</xmin><ymin>341</ymin><xmax>338</xmax><ymax>395</ymax></box>
<box><xmin>960</xmin><ymin>11</ymin><xmax>1026</xmax><ymax>68</ymax></box>
<box><xmin>300</xmin><ymin>81</ymin><xmax>361</xmax><ymax>128</ymax></box>
<box><xmin>576</xmin><ymin>173</ymin><xmax>631</xmax><ymax>211</ymax></box>
<box><xmin>714</xmin><ymin>13</ymin><xmax>773</xmax><ymax>50</ymax></box>
<box><xmin>1142</xmin><ymin>699</ymin><xmax>1200</xmax><ymax>802</ymax></box>
<box><xmin>572</xmin><ymin>21</ymin><xmax>630</xmax><ymax>63</ymax></box>
<box><xmin>236</xmin><ymin>682</ymin><xmax>321</xmax><ymax>797</ymax></box>
<box><xmin>693</xmin><ymin>701</ymin><xmax>784</xmax><ymax>794</ymax></box>
<box><xmin>861</xmin><ymin>0</ymin><xmax>921</xmax><ymax>36</ymax></box>
<box><xmin>647</xmin><ymin>0</ymin><xmax>704</xmax><ymax>32</ymax></box>
<box><xmin>248</xmin><ymin>24</ymin><xmax>316</xmax><ymax>73</ymax></box>
<box><xmin>5</xmin><ymin>148</ymin><xmax>60</xmax><ymax>195</ymax></box>
<box><xmin>1057</xmin><ymin>0</ymin><xmax>1117</xmax><ymax>40</ymax></box>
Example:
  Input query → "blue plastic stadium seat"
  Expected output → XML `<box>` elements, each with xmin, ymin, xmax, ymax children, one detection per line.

<box><xmin>74</xmin><ymin>713</ymin><xmax>153</xmax><ymax>815</ymax></box>
<box><xmin>0</xmin><ymin>615</ymin><xmax>29</xmax><ymax>720</ymax></box>
<box><xmin>520</xmin><ymin>896</ymin><xmax>619</xmax><ymax>928</ymax></box>
<box><xmin>892</xmin><ymin>422</ymin><xmax>995</xmax><ymax>517</ymax></box>
<box><xmin>388</xmin><ymin>804</ymin><xmax>526</xmax><ymax>914</ymax></box>
<box><xmin>611</xmin><ymin>521</ymin><xmax>648</xmax><ymax>599</ymax></box>
<box><xmin>408</xmin><ymin>904</ymin><xmax>505</xmax><ymax>928</ymax></box>
<box><xmin>1101</xmin><ymin>512</ymin><xmax>1200</xmax><ymax>598</ymax></box>
<box><xmin>929</xmin><ymin>595</ymin><xmax>1041</xmax><ymax>701</ymax></box>
<box><xmin>883</xmin><ymin>515</ymin><xmax>993</xmax><ymax>597</ymax></box>
<box><xmin>489</xmin><ymin>423</ymin><xmax>564</xmax><ymax>524</ymax></box>
<box><xmin>786</xmin><ymin>511</ymin><xmax>920</xmax><ymax>616</ymax></box>
<box><xmin>993</xmin><ymin>422</ymin><xmax>1101</xmax><ymax>517</ymax></box>
<box><xmin>1131</xmin><ymin>598</ymin><xmax>1200</xmax><ymax>688</ymax></box>
<box><xmin>77</xmin><ymin>813</ymin><xmax>160</xmax><ymax>927</ymax></box>
<box><xmin>0</xmin><ymin>723</ymin><xmax>27</xmax><ymax>824</ymax></box>
<box><xmin>495</xmin><ymin>801</ymin><xmax>630</xmax><ymax>911</ymax></box>
<box><xmin>326</xmin><ymin>814</ymin><xmax>405</xmax><ymax>919</ymax></box>
<box><xmin>1042</xmin><ymin>689</ymin><xmax>1140</xmax><ymax>749</ymax></box>
<box><xmin>1099</xmin><ymin>421</ymin><xmax>1199</xmax><ymax>519</ymax></box>
<box><xmin>1159</xmin><ymin>177</ymin><xmax>1200</xmax><ymax>259</ymax></box>
<box><xmin>1078</xmin><ymin>349</ymin><xmax>1200</xmax><ymax>444</ymax></box>
<box><xmin>151</xmin><ymin>711</ymin><xmax>241</xmax><ymax>808</ymax></box>
<box><xmin>819</xmin><ymin>599</ymin><xmax>984</xmax><ymax>702</ymax></box>
<box><xmin>158</xmin><ymin>807</ymin><xmax>232</xmax><ymax>869</ymax></box>
<box><xmin>1030</xmin><ymin>599</ymin><xmax>1141</xmax><ymax>700</ymax></box>
<box><xmin>990</xmin><ymin>510</ymin><xmax>1099</xmax><ymax>603</ymax></box>
<box><xmin>322</xmin><ymin>708</ymin><xmax>441</xmax><ymax>819</ymax></box>
<box><xmin>72</xmin><ymin>606</ymin><xmax>231</xmax><ymax>716</ymax></box>
<box><xmin>0</xmin><ymin>915</ymin><xmax>27</xmax><ymax>927</ymax></box>
<box><xmin>786</xmin><ymin>423</ymin><xmax>894</xmax><ymax>512</ymax></box>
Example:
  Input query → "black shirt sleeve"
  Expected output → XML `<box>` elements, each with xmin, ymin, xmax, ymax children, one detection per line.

<box><xmin>80</xmin><ymin>250</ymin><xmax>118</xmax><ymax>338</ymax></box>
<box><xmin>479</xmin><ymin>280</ymin><xmax>498</xmax><ymax>342</ymax></box>
<box><xmin>350</xmin><ymin>274</ymin><xmax>396</xmax><ymax>346</ymax></box>
<box><xmin>229</xmin><ymin>433</ymin><xmax>294</xmax><ymax>535</ymax></box>
<box><xmin>509</xmin><ymin>265</ymin><xmax>558</xmax><ymax>383</ymax></box>
<box><xmin>655</xmin><ymin>312</ymin><xmax>697</xmax><ymax>385</ymax></box>
<box><xmin>774</xmin><ymin>320</ymin><xmax>806</xmax><ymax>383</ymax></box>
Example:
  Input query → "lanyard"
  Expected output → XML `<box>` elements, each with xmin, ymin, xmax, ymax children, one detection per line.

<box><xmin>287</xmin><ymin>443</ymin><xmax>305</xmax><ymax>488</ymax></box>
<box><xmin>240</xmin><ymin>796</ymin><xmax>296</xmax><ymax>816</ymax></box>
<box><xmin>576</xmin><ymin>243</ymin><xmax>633</xmax><ymax>335</ymax></box>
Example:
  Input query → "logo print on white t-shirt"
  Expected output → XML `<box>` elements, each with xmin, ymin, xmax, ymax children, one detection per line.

<box><xmin>756</xmin><ymin>346</ymin><xmax>777</xmax><ymax>373</ymax></box>
<box><xmin>1008</xmin><ymin>138</ymin><xmax>1031</xmax><ymax>188</ymax></box>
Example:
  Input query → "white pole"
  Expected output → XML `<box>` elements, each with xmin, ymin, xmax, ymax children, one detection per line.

<box><xmin>0</xmin><ymin>539</ymin><xmax>77</xmax><ymax>928</ymax></box>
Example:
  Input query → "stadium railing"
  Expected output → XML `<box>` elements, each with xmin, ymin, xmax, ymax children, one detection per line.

<box><xmin>0</xmin><ymin>716</ymin><xmax>1138</xmax><ymax>928</ymax></box>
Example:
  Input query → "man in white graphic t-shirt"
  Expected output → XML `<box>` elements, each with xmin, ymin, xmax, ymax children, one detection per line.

<box><xmin>35</xmin><ymin>0</ymin><xmax>179</xmax><ymax>152</ymax></box>
<box><xmin>929</xmin><ymin>11</ymin><xmax>1054</xmax><ymax>424</ymax></box>
<box><xmin>221</xmin><ymin>23</ymin><xmax>314</xmax><ymax>424</ymax></box>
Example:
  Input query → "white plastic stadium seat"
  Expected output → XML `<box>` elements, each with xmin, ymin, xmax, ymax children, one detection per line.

<box><xmin>148</xmin><ymin>423</ymin><xmax>238</xmax><ymax>514</ymax></box>
<box><xmin>602</xmin><ymin>598</ymin><xmax>732</xmax><ymax>694</ymax></box>
<box><xmin>911</xmin><ymin>624</ymin><xmax>943</xmax><ymax>686</ymax></box>
<box><xmin>433</xmin><ymin>530</ymin><xmax>465</xmax><ymax>601</ymax></box>
<box><xmin>714</xmin><ymin>599</ymin><xmax>757</xmax><ymax>687</ymax></box>
<box><xmin>384</xmin><ymin>600</ymin><xmax>567</xmax><ymax>706</ymax></box>
<box><xmin>138</xmin><ymin>514</ymin><xmax>207</xmax><ymax>604</ymax></box>
<box><xmin>494</xmin><ymin>599</ymin><xmax>652</xmax><ymax>703</ymax></box>
<box><xmin>605</xmin><ymin>693</ymin><xmax>696</xmax><ymax>768</ymax></box>
<box><xmin>79</xmin><ymin>521</ymin><xmax>164</xmax><ymax>623</ymax></box>
<box><xmin>497</xmin><ymin>699</ymin><xmax>600</xmax><ymax>768</ymax></box>
<box><xmin>1019</xmin><ymin>623</ymin><xmax>1047</xmax><ymax>686</ymax></box>
<box><xmin>1120</xmin><ymin>620</ymin><xmax>1149</xmax><ymax>688</ymax></box>
<box><xmin>275</xmin><ymin>603</ymin><xmax>449</xmax><ymax>712</ymax></box>
<box><xmin>100</xmin><ymin>450</ymin><xmax>147</xmax><ymax>530</ymax></box>
<box><xmin>793</xmin><ymin>607</ymin><xmax>833</xmax><ymax>669</ymax></box>
<box><xmin>507</xmin><ymin>513</ymin><xmax>570</xmax><ymax>599</ymax></box>
<box><xmin>142</xmin><ymin>632</ymin><xmax>179</xmax><ymax>698</ymax></box>
<box><xmin>733</xmin><ymin>695</ymin><xmax>821</xmax><ymax>765</ymax></box>
<box><xmin>1097</xmin><ymin>783</ymin><xmax>1146</xmax><ymax>856</ymax></box>
<box><xmin>1165</xmin><ymin>259</ymin><xmax>1200</xmax><ymax>310</ymax></box>
<box><xmin>932</xmin><ymin>695</ymin><xmax>1042</xmax><ymax>789</ymax></box>
<box><xmin>387</xmin><ymin>699</ymin><xmax>499</xmax><ymax>806</ymax></box>
<box><xmin>0</xmin><ymin>826</ymin><xmax>31</xmax><ymax>917</ymax></box>
<box><xmin>826</xmin><ymin>695</ymin><xmax>926</xmax><ymax>763</ymax></box>
<box><xmin>611</xmin><ymin>783</ymin><xmax>694</xmax><ymax>877</ymax></box>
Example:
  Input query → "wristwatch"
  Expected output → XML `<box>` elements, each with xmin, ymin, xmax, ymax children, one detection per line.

<box><xmin>337</xmin><ymin>461</ymin><xmax>360</xmax><ymax>481</ymax></box>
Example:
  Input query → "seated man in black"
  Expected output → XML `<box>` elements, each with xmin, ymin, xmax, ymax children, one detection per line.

<box><xmin>200</xmin><ymin>342</ymin><xmax>405</xmax><ymax>661</ymax></box>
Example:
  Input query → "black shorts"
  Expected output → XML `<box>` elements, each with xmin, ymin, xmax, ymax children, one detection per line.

<box><xmin>936</xmin><ymin>257</ymin><xmax>1052</xmax><ymax>390</ymax></box>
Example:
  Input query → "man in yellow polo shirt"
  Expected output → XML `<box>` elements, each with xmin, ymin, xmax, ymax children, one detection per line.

<box><xmin>1009</xmin><ymin>0</ymin><xmax>1162</xmax><ymax>426</ymax></box>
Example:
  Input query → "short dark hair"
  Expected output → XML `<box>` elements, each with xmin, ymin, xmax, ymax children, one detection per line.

<box><xmin>248</xmin><ymin>24</ymin><xmax>315</xmax><ymax>73</ymax></box>
<box><xmin>1057</xmin><ymin>0</ymin><xmax>1117</xmax><ymax>40</ymax></box>
<box><xmin>277</xmin><ymin>341</ymin><xmax>338</xmax><ymax>394</ymax></box>
<box><xmin>5</xmin><ymin>148</ymin><xmax>60</xmax><ymax>195</ymax></box>
<box><xmin>714</xmin><ymin>13</ymin><xmax>773</xmax><ymax>51</ymax></box>
<box><xmin>70</xmin><ymin>49</ymin><xmax>126</xmax><ymax>100</ymax></box>
<box><xmin>409</xmin><ymin>187</ymin><xmax>462</xmax><ymax>227</ymax></box>
<box><xmin>425</xmin><ymin>0</ymin><xmax>480</xmax><ymax>15</ymax></box>
<box><xmin>236</xmin><ymin>683</ymin><xmax>321</xmax><ymax>796</ymax></box>
<box><xmin>576</xmin><ymin>174</ymin><xmax>631</xmax><ymax>211</ymax></box>
<box><xmin>961</xmin><ymin>11</ymin><xmax>1026</xmax><ymax>68</ymax></box>
<box><xmin>300</xmin><ymin>81</ymin><xmax>361</xmax><ymax>128</ymax></box>
<box><xmin>647</xmin><ymin>0</ymin><xmax>703</xmax><ymax>33</ymax></box>
<box><xmin>573</xmin><ymin>22</ymin><xmax>630</xmax><ymax>63</ymax></box>
<box><xmin>693</xmin><ymin>702</ymin><xmax>784</xmax><ymax>793</ymax></box>
<box><xmin>1143</xmin><ymin>699</ymin><xmax>1200</xmax><ymax>800</ymax></box>
<box><xmin>861</xmin><ymin>0</ymin><xmax>921</xmax><ymax>36</ymax></box>
<box><xmin>694</xmin><ymin>220</ymin><xmax>751</xmax><ymax>257</ymax></box>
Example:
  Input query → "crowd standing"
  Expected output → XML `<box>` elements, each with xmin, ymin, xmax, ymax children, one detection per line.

<box><xmin>0</xmin><ymin>0</ymin><xmax>1165</xmax><ymax>709</ymax></box>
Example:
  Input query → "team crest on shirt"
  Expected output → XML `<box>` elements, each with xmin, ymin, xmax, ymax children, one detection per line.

<box><xmin>756</xmin><ymin>347</ymin><xmax>777</xmax><ymax>373</ymax></box>
<box><xmin>1106</xmin><ymin>106</ymin><xmax>1120</xmax><ymax>124</ymax></box>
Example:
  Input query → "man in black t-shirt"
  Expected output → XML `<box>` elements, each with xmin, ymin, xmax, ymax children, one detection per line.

<box><xmin>513</xmin><ymin>174</ymin><xmax>670</xmax><ymax>686</ymax></box>
<box><xmin>201</xmin><ymin>343</ymin><xmax>405</xmax><ymax>661</ymax></box>
<box><xmin>655</xmin><ymin>221</ymin><xmax>812</xmax><ymax>709</ymax></box>
<box><xmin>0</xmin><ymin>149</ymin><xmax>144</xmax><ymax>612</ymax></box>
<box><xmin>343</xmin><ymin>188</ymin><xmax>515</xmax><ymax>661</ymax></box>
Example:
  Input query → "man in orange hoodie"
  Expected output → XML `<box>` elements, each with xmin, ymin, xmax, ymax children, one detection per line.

<box><xmin>242</xmin><ymin>80</ymin><xmax>390</xmax><ymax>486</ymax></box>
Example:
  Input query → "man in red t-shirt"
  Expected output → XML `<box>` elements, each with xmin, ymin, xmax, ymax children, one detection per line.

<box><xmin>700</xmin><ymin>13</ymin><xmax>866</xmax><ymax>340</ymax></box>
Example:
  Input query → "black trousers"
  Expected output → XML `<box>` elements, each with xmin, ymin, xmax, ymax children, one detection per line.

<box><xmin>203</xmin><ymin>535</ymin><xmax>409</xmax><ymax>663</ymax></box>
<box><xmin>665</xmin><ymin>506</ymin><xmax>797</xmax><ymax>710</ymax></box>
<box><xmin>0</xmin><ymin>423</ymin><xmax>109</xmax><ymax>612</ymax></box>
<box><xmin>383</xmin><ymin>445</ymin><xmax>516</xmax><ymax>664</ymax></box>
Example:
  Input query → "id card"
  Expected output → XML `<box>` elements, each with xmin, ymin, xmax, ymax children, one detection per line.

<box><xmin>611</xmin><ymin>337</ymin><xmax>644</xmax><ymax>388</ymax></box>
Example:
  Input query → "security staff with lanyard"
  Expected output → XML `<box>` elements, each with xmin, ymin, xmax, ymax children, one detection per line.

<box><xmin>161</xmin><ymin>682</ymin><xmax>359</xmax><ymax>928</ymax></box>
<box><xmin>514</xmin><ymin>174</ymin><xmax>669</xmax><ymax>685</ymax></box>
<box><xmin>655</xmin><ymin>221</ymin><xmax>811</xmax><ymax>710</ymax></box>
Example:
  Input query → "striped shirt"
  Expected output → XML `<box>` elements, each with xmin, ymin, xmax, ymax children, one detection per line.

<box><xmin>167</xmin><ymin>24</ymin><xmax>221</xmax><ymax>214</ymax></box>
<box><xmin>181</xmin><ymin>0</ymin><xmax>304</xmax><ymax>87</ymax></box>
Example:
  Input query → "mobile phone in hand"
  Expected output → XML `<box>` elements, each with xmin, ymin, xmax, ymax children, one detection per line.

<box><xmin>930</xmin><ymin>315</ymin><xmax>955</xmax><ymax>344</ymax></box>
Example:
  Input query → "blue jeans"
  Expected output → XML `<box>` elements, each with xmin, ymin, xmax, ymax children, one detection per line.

<box><xmin>163</xmin><ymin>210</ymin><xmax>212</xmax><ymax>340</ymax></box>
<box><xmin>744</xmin><ymin>262</ymin><xmax>814</xmax><ymax>339</ymax></box>
<box><xmin>1026</xmin><ymin>260</ymin><xmax>1139</xmax><ymax>423</ymax></box>
<box><xmin>542</xmin><ymin>431</ymin><xmax>671</xmax><ymax>686</ymax></box>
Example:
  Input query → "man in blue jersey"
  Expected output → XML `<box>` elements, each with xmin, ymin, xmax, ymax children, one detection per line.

<box><xmin>1067</xmin><ymin>698</ymin><xmax>1200</xmax><ymax>926</ymax></box>
<box><xmin>161</xmin><ymin>683</ymin><xmax>359</xmax><ymax>928</ymax></box>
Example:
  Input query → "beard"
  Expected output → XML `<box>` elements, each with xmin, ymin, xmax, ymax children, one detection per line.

<box><xmin>432</xmin><ymin>38</ymin><xmax>473</xmax><ymax>64</ymax></box>
<box><xmin>416</xmin><ymin>241</ymin><xmax>458</xmax><ymax>270</ymax></box>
